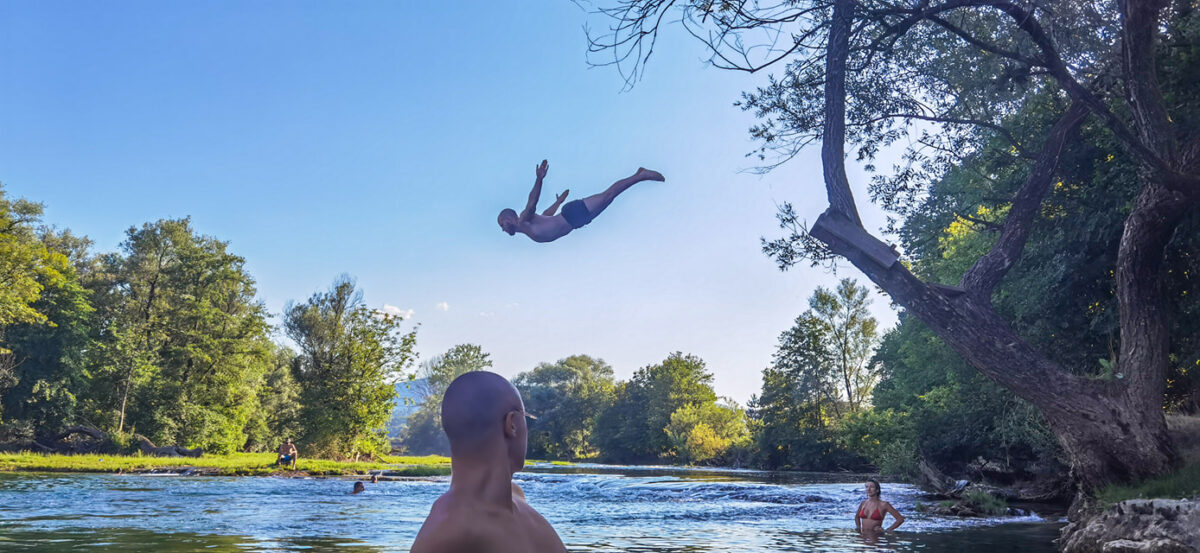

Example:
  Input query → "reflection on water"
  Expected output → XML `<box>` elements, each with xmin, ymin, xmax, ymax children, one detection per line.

<box><xmin>0</xmin><ymin>467</ymin><xmax>1062</xmax><ymax>552</ymax></box>
<box><xmin>0</xmin><ymin>528</ymin><xmax>384</xmax><ymax>552</ymax></box>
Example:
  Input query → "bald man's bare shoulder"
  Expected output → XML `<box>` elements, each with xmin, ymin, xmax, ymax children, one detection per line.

<box><xmin>411</xmin><ymin>493</ymin><xmax>567</xmax><ymax>553</ymax></box>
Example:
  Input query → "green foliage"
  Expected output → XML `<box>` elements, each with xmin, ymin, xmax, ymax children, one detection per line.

<box><xmin>0</xmin><ymin>225</ymin><xmax>95</xmax><ymax>434</ymax></box>
<box><xmin>838</xmin><ymin>409</ymin><xmax>918</xmax><ymax>477</ymax></box>
<box><xmin>242</xmin><ymin>344</ymin><xmax>303</xmax><ymax>452</ymax></box>
<box><xmin>595</xmin><ymin>352</ymin><xmax>718</xmax><ymax>462</ymax></box>
<box><xmin>665</xmin><ymin>401</ymin><xmax>749</xmax><ymax>465</ymax></box>
<box><xmin>0</xmin><ymin>187</ymin><xmax>67</xmax><ymax>332</ymax></box>
<box><xmin>514</xmin><ymin>355</ymin><xmax>615</xmax><ymax>460</ymax></box>
<box><xmin>397</xmin><ymin>401</ymin><xmax>447</xmax><ymax>456</ymax></box>
<box><xmin>750</xmin><ymin>279</ymin><xmax>876</xmax><ymax>471</ymax></box>
<box><xmin>285</xmin><ymin>276</ymin><xmax>417</xmax><ymax>458</ymax></box>
<box><xmin>0</xmin><ymin>451</ymin><xmax>451</xmax><ymax>476</ymax></box>
<box><xmin>0</xmin><ymin>187</ymin><xmax>437</xmax><ymax>462</ymax></box>
<box><xmin>395</xmin><ymin>344</ymin><xmax>491</xmax><ymax>455</ymax></box>
<box><xmin>0</xmin><ymin>188</ymin><xmax>82</xmax><ymax>427</ymax></box>
<box><xmin>809</xmin><ymin>279</ymin><xmax>879</xmax><ymax>412</ymax></box>
<box><xmin>1095</xmin><ymin>459</ymin><xmax>1200</xmax><ymax>505</ymax></box>
<box><xmin>83</xmin><ymin>219</ymin><xmax>273</xmax><ymax>454</ymax></box>
<box><xmin>863</xmin><ymin>317</ymin><xmax>1061</xmax><ymax>477</ymax></box>
<box><xmin>962</xmin><ymin>489</ymin><xmax>1008</xmax><ymax>516</ymax></box>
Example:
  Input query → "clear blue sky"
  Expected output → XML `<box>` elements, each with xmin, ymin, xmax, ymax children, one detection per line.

<box><xmin>0</xmin><ymin>1</ymin><xmax>897</xmax><ymax>404</ymax></box>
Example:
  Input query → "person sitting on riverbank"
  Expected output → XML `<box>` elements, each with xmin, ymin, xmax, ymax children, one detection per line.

<box><xmin>277</xmin><ymin>438</ymin><xmax>298</xmax><ymax>470</ymax></box>
<box><xmin>855</xmin><ymin>478</ymin><xmax>905</xmax><ymax>534</ymax></box>
<box><xmin>410</xmin><ymin>371</ymin><xmax>568</xmax><ymax>553</ymax></box>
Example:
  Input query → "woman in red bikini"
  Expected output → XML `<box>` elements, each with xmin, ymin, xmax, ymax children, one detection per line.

<box><xmin>855</xmin><ymin>478</ymin><xmax>905</xmax><ymax>534</ymax></box>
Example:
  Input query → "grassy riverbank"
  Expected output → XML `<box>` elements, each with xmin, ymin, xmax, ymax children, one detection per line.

<box><xmin>1095</xmin><ymin>459</ymin><xmax>1200</xmax><ymax>506</ymax></box>
<box><xmin>0</xmin><ymin>452</ymin><xmax>452</xmax><ymax>477</ymax></box>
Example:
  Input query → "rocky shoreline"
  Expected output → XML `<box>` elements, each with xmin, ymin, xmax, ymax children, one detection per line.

<box><xmin>1058</xmin><ymin>499</ymin><xmax>1199</xmax><ymax>553</ymax></box>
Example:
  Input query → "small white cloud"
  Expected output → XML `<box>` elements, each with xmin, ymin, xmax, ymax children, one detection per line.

<box><xmin>436</xmin><ymin>302</ymin><xmax>450</xmax><ymax>312</ymax></box>
<box><xmin>506</xmin><ymin>302</ymin><xmax>520</xmax><ymax>309</ymax></box>
<box><xmin>382</xmin><ymin>304</ymin><xmax>415</xmax><ymax>319</ymax></box>
<box><xmin>479</xmin><ymin>311</ymin><xmax>496</xmax><ymax>318</ymax></box>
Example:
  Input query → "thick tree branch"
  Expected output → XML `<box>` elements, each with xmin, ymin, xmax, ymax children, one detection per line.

<box><xmin>927</xmin><ymin>14</ymin><xmax>1042</xmax><ymax>66</ymax></box>
<box><xmin>1119</xmin><ymin>0</ymin><xmax>1177</xmax><ymax>164</ymax></box>
<box><xmin>960</xmin><ymin>102</ymin><xmax>1089</xmax><ymax>298</ymax></box>
<box><xmin>1117</xmin><ymin>183</ymin><xmax>1192</xmax><ymax>407</ymax></box>
<box><xmin>821</xmin><ymin>0</ymin><xmax>862</xmax><ymax>226</ymax></box>
<box><xmin>865</xmin><ymin>111</ymin><xmax>1033</xmax><ymax>158</ymax></box>
<box><xmin>978</xmin><ymin>1</ymin><xmax>1176</xmax><ymax>178</ymax></box>
<box><xmin>858</xmin><ymin>0</ymin><xmax>984</xmax><ymax>71</ymax></box>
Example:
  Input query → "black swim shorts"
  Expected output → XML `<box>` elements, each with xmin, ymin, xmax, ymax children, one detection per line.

<box><xmin>561</xmin><ymin>199</ymin><xmax>596</xmax><ymax>229</ymax></box>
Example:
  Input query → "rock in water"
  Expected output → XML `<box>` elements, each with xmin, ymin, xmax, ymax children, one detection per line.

<box><xmin>1059</xmin><ymin>499</ymin><xmax>1199</xmax><ymax>553</ymax></box>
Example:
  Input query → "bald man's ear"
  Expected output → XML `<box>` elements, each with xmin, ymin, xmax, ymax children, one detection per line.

<box><xmin>504</xmin><ymin>410</ymin><xmax>520</xmax><ymax>438</ymax></box>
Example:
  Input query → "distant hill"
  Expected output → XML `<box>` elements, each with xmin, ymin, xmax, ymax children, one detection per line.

<box><xmin>388</xmin><ymin>378</ymin><xmax>428</xmax><ymax>438</ymax></box>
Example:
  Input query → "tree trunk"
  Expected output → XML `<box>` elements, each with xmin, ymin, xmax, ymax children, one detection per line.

<box><xmin>1044</xmin><ymin>390</ymin><xmax>1175</xmax><ymax>489</ymax></box>
<box><xmin>811</xmin><ymin>0</ymin><xmax>1183</xmax><ymax>492</ymax></box>
<box><xmin>117</xmin><ymin>369</ymin><xmax>133</xmax><ymax>434</ymax></box>
<box><xmin>864</xmin><ymin>262</ymin><xmax>1176</xmax><ymax>490</ymax></box>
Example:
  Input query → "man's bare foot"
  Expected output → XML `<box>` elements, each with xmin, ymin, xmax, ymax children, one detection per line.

<box><xmin>636</xmin><ymin>168</ymin><xmax>665</xmax><ymax>182</ymax></box>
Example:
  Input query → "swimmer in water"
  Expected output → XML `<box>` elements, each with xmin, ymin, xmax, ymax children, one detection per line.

<box><xmin>855</xmin><ymin>478</ymin><xmax>905</xmax><ymax>534</ymax></box>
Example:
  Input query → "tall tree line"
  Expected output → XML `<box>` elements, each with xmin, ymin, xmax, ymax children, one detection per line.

<box><xmin>394</xmin><ymin>348</ymin><xmax>753</xmax><ymax>466</ymax></box>
<box><xmin>0</xmin><ymin>186</ymin><xmax>416</xmax><ymax>457</ymax></box>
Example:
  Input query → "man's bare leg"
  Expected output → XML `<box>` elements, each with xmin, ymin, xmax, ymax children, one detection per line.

<box><xmin>581</xmin><ymin>168</ymin><xmax>664</xmax><ymax>216</ymax></box>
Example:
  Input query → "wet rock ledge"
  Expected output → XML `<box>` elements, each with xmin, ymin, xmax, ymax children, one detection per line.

<box><xmin>1059</xmin><ymin>499</ymin><xmax>1199</xmax><ymax>553</ymax></box>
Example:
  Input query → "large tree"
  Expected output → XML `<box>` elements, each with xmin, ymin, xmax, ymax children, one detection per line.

<box><xmin>595</xmin><ymin>352</ymin><xmax>718</xmax><ymax>462</ymax></box>
<box><xmin>0</xmin><ymin>227</ymin><xmax>94</xmax><ymax>437</ymax></box>
<box><xmin>514</xmin><ymin>355</ymin><xmax>616</xmax><ymax>459</ymax></box>
<box><xmin>665</xmin><ymin>401</ymin><xmax>750</xmax><ymax>465</ymax></box>
<box><xmin>589</xmin><ymin>0</ymin><xmax>1199</xmax><ymax>490</ymax></box>
<box><xmin>809</xmin><ymin>278</ymin><xmax>879</xmax><ymax>414</ymax></box>
<box><xmin>87</xmin><ymin>218</ymin><xmax>272</xmax><ymax>452</ymax></box>
<box><xmin>751</xmin><ymin>278</ymin><xmax>878</xmax><ymax>470</ymax></box>
<box><xmin>0</xmin><ymin>185</ymin><xmax>93</xmax><ymax>434</ymax></box>
<box><xmin>285</xmin><ymin>276</ymin><xmax>418</xmax><ymax>458</ymax></box>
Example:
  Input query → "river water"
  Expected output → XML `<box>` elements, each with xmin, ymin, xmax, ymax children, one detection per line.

<box><xmin>0</xmin><ymin>464</ymin><xmax>1063</xmax><ymax>552</ymax></box>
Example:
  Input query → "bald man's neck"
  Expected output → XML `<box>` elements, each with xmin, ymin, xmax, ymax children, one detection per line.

<box><xmin>448</xmin><ymin>450</ymin><xmax>516</xmax><ymax>508</ymax></box>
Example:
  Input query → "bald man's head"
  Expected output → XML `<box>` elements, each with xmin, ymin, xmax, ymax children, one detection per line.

<box><xmin>441</xmin><ymin>371</ymin><xmax>527</xmax><ymax>472</ymax></box>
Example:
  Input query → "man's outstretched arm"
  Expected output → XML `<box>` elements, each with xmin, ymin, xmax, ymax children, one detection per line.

<box><xmin>519</xmin><ymin>160</ymin><xmax>549</xmax><ymax>222</ymax></box>
<box><xmin>542</xmin><ymin>189</ymin><xmax>569</xmax><ymax>216</ymax></box>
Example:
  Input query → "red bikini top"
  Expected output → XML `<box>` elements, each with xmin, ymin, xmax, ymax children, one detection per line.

<box><xmin>859</xmin><ymin>503</ymin><xmax>884</xmax><ymax>521</ymax></box>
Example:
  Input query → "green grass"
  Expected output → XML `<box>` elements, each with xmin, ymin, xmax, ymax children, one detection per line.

<box><xmin>962</xmin><ymin>489</ymin><xmax>1008</xmax><ymax>515</ymax></box>
<box><xmin>1096</xmin><ymin>458</ymin><xmax>1200</xmax><ymax>506</ymax></box>
<box><xmin>0</xmin><ymin>452</ymin><xmax>450</xmax><ymax>477</ymax></box>
<box><xmin>528</xmin><ymin>460</ymin><xmax>576</xmax><ymax>466</ymax></box>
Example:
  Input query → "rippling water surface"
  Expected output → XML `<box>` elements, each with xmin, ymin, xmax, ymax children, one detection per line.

<box><xmin>0</xmin><ymin>465</ymin><xmax>1062</xmax><ymax>552</ymax></box>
